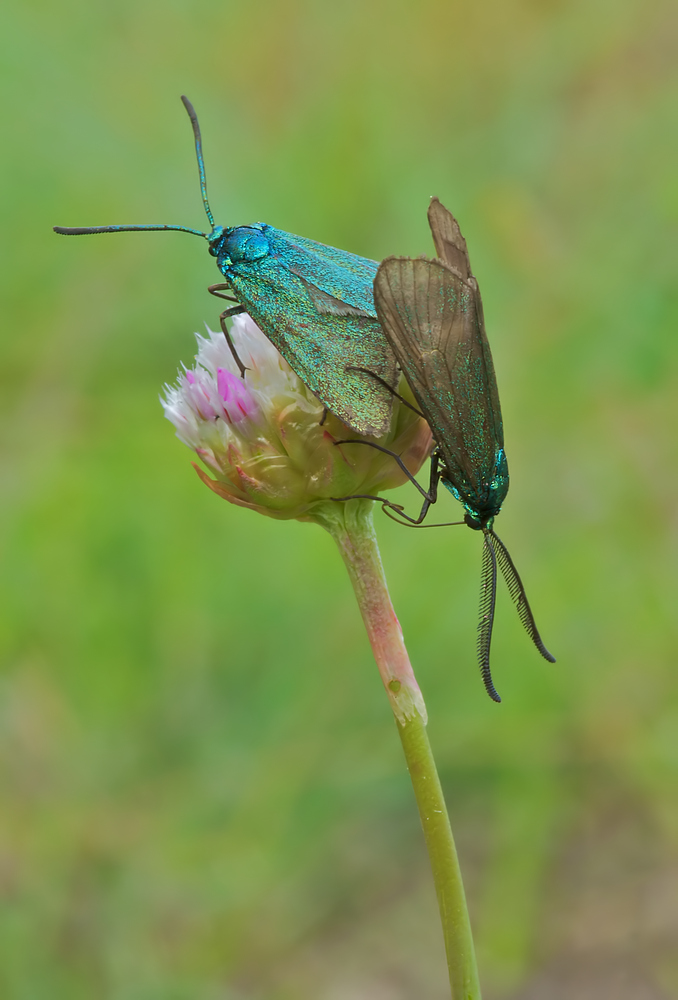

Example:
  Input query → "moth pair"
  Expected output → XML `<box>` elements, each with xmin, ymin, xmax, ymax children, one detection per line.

<box><xmin>54</xmin><ymin>97</ymin><xmax>554</xmax><ymax>701</ymax></box>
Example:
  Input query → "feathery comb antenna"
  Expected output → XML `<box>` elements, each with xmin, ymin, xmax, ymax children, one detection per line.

<box><xmin>490</xmin><ymin>530</ymin><xmax>556</xmax><ymax>663</ymax></box>
<box><xmin>478</xmin><ymin>532</ymin><xmax>502</xmax><ymax>703</ymax></box>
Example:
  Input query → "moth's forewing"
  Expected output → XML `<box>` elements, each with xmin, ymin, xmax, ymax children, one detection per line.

<box><xmin>229</xmin><ymin>258</ymin><xmax>398</xmax><ymax>437</ymax></box>
<box><xmin>374</xmin><ymin>256</ymin><xmax>504</xmax><ymax>508</ymax></box>
<box><xmin>297</xmin><ymin>280</ymin><xmax>372</xmax><ymax>318</ymax></box>
<box><xmin>267</xmin><ymin>229</ymin><xmax>380</xmax><ymax>316</ymax></box>
<box><xmin>427</xmin><ymin>200</ymin><xmax>502</xmax><ymax>445</ymax></box>
<box><xmin>225</xmin><ymin>227</ymin><xmax>399</xmax><ymax>437</ymax></box>
<box><xmin>427</xmin><ymin>198</ymin><xmax>472</xmax><ymax>280</ymax></box>
<box><xmin>470</xmin><ymin>286</ymin><xmax>503</xmax><ymax>452</ymax></box>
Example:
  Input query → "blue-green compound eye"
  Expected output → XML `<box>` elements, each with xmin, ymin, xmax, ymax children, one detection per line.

<box><xmin>207</xmin><ymin>226</ymin><xmax>224</xmax><ymax>255</ymax></box>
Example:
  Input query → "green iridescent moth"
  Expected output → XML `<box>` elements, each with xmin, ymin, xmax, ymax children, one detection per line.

<box><xmin>54</xmin><ymin>96</ymin><xmax>397</xmax><ymax>437</ymax></box>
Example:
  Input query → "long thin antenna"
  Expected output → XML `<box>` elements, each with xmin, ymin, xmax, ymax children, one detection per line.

<box><xmin>53</xmin><ymin>98</ymin><xmax>216</xmax><ymax>241</ymax></box>
<box><xmin>54</xmin><ymin>224</ymin><xmax>207</xmax><ymax>237</ymax></box>
<box><xmin>181</xmin><ymin>95</ymin><xmax>215</xmax><ymax>228</ymax></box>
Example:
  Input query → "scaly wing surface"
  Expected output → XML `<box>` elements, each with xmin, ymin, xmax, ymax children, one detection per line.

<box><xmin>230</xmin><ymin>259</ymin><xmax>398</xmax><ymax>437</ymax></box>
<box><xmin>374</xmin><ymin>255</ymin><xmax>503</xmax><ymax>505</ymax></box>
<box><xmin>266</xmin><ymin>228</ymin><xmax>380</xmax><ymax>316</ymax></box>
<box><xmin>427</xmin><ymin>197</ymin><xmax>472</xmax><ymax>280</ymax></box>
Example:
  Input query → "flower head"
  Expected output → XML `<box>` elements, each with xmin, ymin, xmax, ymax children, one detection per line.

<box><xmin>162</xmin><ymin>314</ymin><xmax>432</xmax><ymax>520</ymax></box>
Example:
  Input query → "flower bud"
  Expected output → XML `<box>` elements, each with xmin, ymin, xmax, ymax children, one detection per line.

<box><xmin>162</xmin><ymin>314</ymin><xmax>432</xmax><ymax>520</ymax></box>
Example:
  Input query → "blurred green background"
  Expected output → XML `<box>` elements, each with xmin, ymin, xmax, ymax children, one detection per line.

<box><xmin>1</xmin><ymin>1</ymin><xmax>677</xmax><ymax>997</ymax></box>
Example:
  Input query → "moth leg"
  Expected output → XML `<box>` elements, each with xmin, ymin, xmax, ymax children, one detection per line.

<box><xmin>331</xmin><ymin>491</ymin><xmax>403</xmax><ymax>510</ymax></box>
<box><xmin>382</xmin><ymin>453</ymin><xmax>462</xmax><ymax>526</ymax></box>
<box><xmin>208</xmin><ymin>283</ymin><xmax>249</xmax><ymax>378</ymax></box>
<box><xmin>329</xmin><ymin>492</ymin><xmax>425</xmax><ymax>523</ymax></box>
<box><xmin>345</xmin><ymin>365</ymin><xmax>425</xmax><ymax>419</ymax></box>
<box><xmin>330</xmin><ymin>492</ymin><xmax>463</xmax><ymax>528</ymax></box>
<box><xmin>335</xmin><ymin>441</ymin><xmax>437</xmax><ymax>504</ymax></box>
<box><xmin>207</xmin><ymin>282</ymin><xmax>239</xmax><ymax>303</ymax></box>
<box><xmin>389</xmin><ymin>450</ymin><xmax>442</xmax><ymax>524</ymax></box>
<box><xmin>319</xmin><ymin>408</ymin><xmax>329</xmax><ymax>426</ymax></box>
<box><xmin>381</xmin><ymin>509</ymin><xmax>464</xmax><ymax>528</ymax></box>
<box><xmin>331</xmin><ymin>451</ymin><xmax>443</xmax><ymax>526</ymax></box>
<box><xmin>218</xmin><ymin>308</ymin><xmax>249</xmax><ymax>378</ymax></box>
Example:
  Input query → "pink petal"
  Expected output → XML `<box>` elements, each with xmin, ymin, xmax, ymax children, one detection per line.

<box><xmin>217</xmin><ymin>368</ymin><xmax>258</xmax><ymax>422</ymax></box>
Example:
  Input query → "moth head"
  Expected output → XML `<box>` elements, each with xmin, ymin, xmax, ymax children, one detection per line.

<box><xmin>207</xmin><ymin>225</ymin><xmax>226</xmax><ymax>257</ymax></box>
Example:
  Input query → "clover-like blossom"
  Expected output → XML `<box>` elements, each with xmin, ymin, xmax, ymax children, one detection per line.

<box><xmin>161</xmin><ymin>314</ymin><xmax>432</xmax><ymax>521</ymax></box>
<box><xmin>160</xmin><ymin>311</ymin><xmax>483</xmax><ymax>985</ymax></box>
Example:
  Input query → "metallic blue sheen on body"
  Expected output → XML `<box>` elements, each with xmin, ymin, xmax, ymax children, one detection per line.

<box><xmin>211</xmin><ymin>226</ymin><xmax>269</xmax><ymax>264</ymax></box>
<box><xmin>210</xmin><ymin>225</ymin><xmax>379</xmax><ymax>315</ymax></box>
<box><xmin>203</xmin><ymin>223</ymin><xmax>396</xmax><ymax>436</ymax></box>
<box><xmin>444</xmin><ymin>446</ymin><xmax>509</xmax><ymax>524</ymax></box>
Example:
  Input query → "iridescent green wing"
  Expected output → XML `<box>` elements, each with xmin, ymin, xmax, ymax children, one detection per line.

<box><xmin>373</xmin><ymin>255</ymin><xmax>504</xmax><ymax>507</ymax></box>
<box><xmin>228</xmin><ymin>258</ymin><xmax>398</xmax><ymax>437</ymax></box>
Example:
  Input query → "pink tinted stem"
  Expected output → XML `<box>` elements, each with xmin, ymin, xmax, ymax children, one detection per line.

<box><xmin>310</xmin><ymin>499</ymin><xmax>482</xmax><ymax>1000</ymax></box>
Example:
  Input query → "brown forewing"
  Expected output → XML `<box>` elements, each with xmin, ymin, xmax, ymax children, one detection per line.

<box><xmin>373</xmin><ymin>255</ymin><xmax>503</xmax><ymax>499</ymax></box>
<box><xmin>427</xmin><ymin>197</ymin><xmax>472</xmax><ymax>280</ymax></box>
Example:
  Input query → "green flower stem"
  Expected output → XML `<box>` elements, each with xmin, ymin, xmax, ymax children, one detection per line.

<box><xmin>397</xmin><ymin>713</ymin><xmax>481</xmax><ymax>1000</ymax></box>
<box><xmin>309</xmin><ymin>499</ymin><xmax>482</xmax><ymax>1000</ymax></box>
